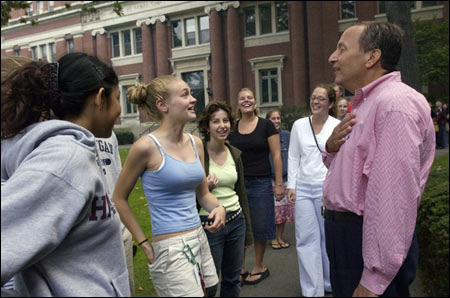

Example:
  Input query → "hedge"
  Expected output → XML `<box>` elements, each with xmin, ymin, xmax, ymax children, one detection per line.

<box><xmin>417</xmin><ymin>154</ymin><xmax>449</xmax><ymax>297</ymax></box>
<box><xmin>114</xmin><ymin>130</ymin><xmax>134</xmax><ymax>145</ymax></box>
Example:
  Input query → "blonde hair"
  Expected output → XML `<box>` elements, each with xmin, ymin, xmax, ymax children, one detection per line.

<box><xmin>1</xmin><ymin>56</ymin><xmax>33</xmax><ymax>84</ymax></box>
<box><xmin>127</xmin><ymin>75</ymin><xmax>180</xmax><ymax>121</ymax></box>
<box><xmin>236</xmin><ymin>87</ymin><xmax>259</xmax><ymax>119</ymax></box>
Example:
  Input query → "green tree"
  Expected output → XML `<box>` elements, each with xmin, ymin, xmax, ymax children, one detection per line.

<box><xmin>414</xmin><ymin>19</ymin><xmax>449</xmax><ymax>88</ymax></box>
<box><xmin>1</xmin><ymin>1</ymin><xmax>123</xmax><ymax>28</ymax></box>
<box><xmin>385</xmin><ymin>1</ymin><xmax>421</xmax><ymax>92</ymax></box>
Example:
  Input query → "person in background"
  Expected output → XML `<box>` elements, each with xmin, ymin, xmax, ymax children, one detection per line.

<box><xmin>1</xmin><ymin>56</ymin><xmax>35</xmax><ymax>293</ymax></box>
<box><xmin>266</xmin><ymin>109</ymin><xmax>294</xmax><ymax>250</ymax></box>
<box><xmin>333</xmin><ymin>83</ymin><xmax>352</xmax><ymax>114</ymax></box>
<box><xmin>325</xmin><ymin>22</ymin><xmax>435</xmax><ymax>297</ymax></box>
<box><xmin>1</xmin><ymin>53</ymin><xmax>130</xmax><ymax>296</ymax></box>
<box><xmin>229</xmin><ymin>88</ymin><xmax>284</xmax><ymax>286</ymax></box>
<box><xmin>113</xmin><ymin>75</ymin><xmax>226</xmax><ymax>297</ymax></box>
<box><xmin>435</xmin><ymin>100</ymin><xmax>447</xmax><ymax>149</ymax></box>
<box><xmin>335</xmin><ymin>98</ymin><xmax>350</xmax><ymax>121</ymax></box>
<box><xmin>197</xmin><ymin>101</ymin><xmax>254</xmax><ymax>297</ymax></box>
<box><xmin>443</xmin><ymin>103</ymin><xmax>449</xmax><ymax>148</ymax></box>
<box><xmin>95</xmin><ymin>130</ymin><xmax>135</xmax><ymax>295</ymax></box>
<box><xmin>287</xmin><ymin>83</ymin><xmax>339</xmax><ymax>297</ymax></box>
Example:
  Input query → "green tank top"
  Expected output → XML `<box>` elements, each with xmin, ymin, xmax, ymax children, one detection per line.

<box><xmin>199</xmin><ymin>147</ymin><xmax>241</xmax><ymax>216</ymax></box>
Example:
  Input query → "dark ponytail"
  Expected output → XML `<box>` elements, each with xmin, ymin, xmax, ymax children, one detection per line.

<box><xmin>1</xmin><ymin>53</ymin><xmax>118</xmax><ymax>139</ymax></box>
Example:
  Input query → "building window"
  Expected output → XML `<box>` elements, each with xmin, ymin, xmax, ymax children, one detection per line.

<box><xmin>48</xmin><ymin>1</ymin><xmax>54</xmax><ymax>11</ymax></box>
<box><xmin>14</xmin><ymin>49</ymin><xmax>21</xmax><ymax>56</ymax></box>
<box><xmin>378</xmin><ymin>1</ymin><xmax>417</xmax><ymax>14</ymax></box>
<box><xmin>133</xmin><ymin>28</ymin><xmax>142</xmax><ymax>54</ymax></box>
<box><xmin>243</xmin><ymin>2</ymin><xmax>289</xmax><ymax>37</ymax></box>
<box><xmin>276</xmin><ymin>1</ymin><xmax>289</xmax><ymax>32</ymax></box>
<box><xmin>198</xmin><ymin>16</ymin><xmax>210</xmax><ymax>44</ymax></box>
<box><xmin>122</xmin><ymin>30</ymin><xmax>131</xmax><ymax>56</ymax></box>
<box><xmin>29</xmin><ymin>3</ymin><xmax>34</xmax><ymax>16</ymax></box>
<box><xmin>37</xmin><ymin>1</ymin><xmax>44</xmax><ymax>14</ymax></box>
<box><xmin>421</xmin><ymin>1</ymin><xmax>438</xmax><ymax>8</ymax></box>
<box><xmin>40</xmin><ymin>44</ymin><xmax>47</xmax><ymax>61</ymax></box>
<box><xmin>244</xmin><ymin>6</ymin><xmax>256</xmax><ymax>37</ymax></box>
<box><xmin>111</xmin><ymin>28</ymin><xmax>143</xmax><ymax>58</ymax></box>
<box><xmin>259</xmin><ymin>3</ymin><xmax>272</xmax><ymax>35</ymax></box>
<box><xmin>259</xmin><ymin>69</ymin><xmax>279</xmax><ymax>104</ymax></box>
<box><xmin>122</xmin><ymin>85</ymin><xmax>137</xmax><ymax>115</ymax></box>
<box><xmin>66</xmin><ymin>39</ymin><xmax>74</xmax><ymax>53</ymax></box>
<box><xmin>31</xmin><ymin>46</ymin><xmax>37</xmax><ymax>60</ymax></box>
<box><xmin>49</xmin><ymin>43</ymin><xmax>56</xmax><ymax>62</ymax></box>
<box><xmin>172</xmin><ymin>20</ymin><xmax>182</xmax><ymax>48</ymax></box>
<box><xmin>182</xmin><ymin>71</ymin><xmax>205</xmax><ymax>116</ymax></box>
<box><xmin>185</xmin><ymin>18</ymin><xmax>196</xmax><ymax>46</ymax></box>
<box><xmin>340</xmin><ymin>1</ymin><xmax>356</xmax><ymax>20</ymax></box>
<box><xmin>111</xmin><ymin>32</ymin><xmax>120</xmax><ymax>57</ymax></box>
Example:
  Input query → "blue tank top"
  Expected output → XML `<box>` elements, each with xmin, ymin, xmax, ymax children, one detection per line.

<box><xmin>141</xmin><ymin>133</ymin><xmax>204</xmax><ymax>236</ymax></box>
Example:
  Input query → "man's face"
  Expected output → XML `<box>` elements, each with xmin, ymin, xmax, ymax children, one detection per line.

<box><xmin>328</xmin><ymin>25</ymin><xmax>368</xmax><ymax>93</ymax></box>
<box><xmin>436</xmin><ymin>101</ymin><xmax>442</xmax><ymax>109</ymax></box>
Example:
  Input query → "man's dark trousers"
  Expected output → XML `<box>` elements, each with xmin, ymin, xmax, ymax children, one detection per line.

<box><xmin>325</xmin><ymin>215</ymin><xmax>419</xmax><ymax>297</ymax></box>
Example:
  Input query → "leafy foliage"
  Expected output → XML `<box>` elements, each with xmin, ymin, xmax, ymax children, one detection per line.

<box><xmin>115</xmin><ymin>130</ymin><xmax>134</xmax><ymax>145</ymax></box>
<box><xmin>280</xmin><ymin>104</ymin><xmax>310</xmax><ymax>131</ymax></box>
<box><xmin>1</xmin><ymin>1</ymin><xmax>123</xmax><ymax>27</ymax></box>
<box><xmin>414</xmin><ymin>19</ymin><xmax>449</xmax><ymax>87</ymax></box>
<box><xmin>417</xmin><ymin>154</ymin><xmax>449</xmax><ymax>297</ymax></box>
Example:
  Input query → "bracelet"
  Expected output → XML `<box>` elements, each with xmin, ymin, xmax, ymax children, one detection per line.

<box><xmin>138</xmin><ymin>238</ymin><xmax>148</xmax><ymax>246</ymax></box>
<box><xmin>276</xmin><ymin>183</ymin><xmax>284</xmax><ymax>187</ymax></box>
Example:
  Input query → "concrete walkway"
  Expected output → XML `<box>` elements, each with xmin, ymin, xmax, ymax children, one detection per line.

<box><xmin>238</xmin><ymin>221</ymin><xmax>426</xmax><ymax>297</ymax></box>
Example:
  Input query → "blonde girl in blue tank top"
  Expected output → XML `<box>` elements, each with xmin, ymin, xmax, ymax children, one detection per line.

<box><xmin>113</xmin><ymin>76</ymin><xmax>226</xmax><ymax>297</ymax></box>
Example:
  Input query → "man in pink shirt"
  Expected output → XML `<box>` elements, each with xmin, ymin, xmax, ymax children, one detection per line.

<box><xmin>323</xmin><ymin>22</ymin><xmax>435</xmax><ymax>297</ymax></box>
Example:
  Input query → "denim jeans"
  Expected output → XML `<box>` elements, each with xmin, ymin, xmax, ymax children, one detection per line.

<box><xmin>204</xmin><ymin>213</ymin><xmax>246</xmax><ymax>297</ymax></box>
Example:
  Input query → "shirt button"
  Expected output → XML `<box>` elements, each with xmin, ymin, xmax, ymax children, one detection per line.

<box><xmin>380</xmin><ymin>284</ymin><xmax>385</xmax><ymax>289</ymax></box>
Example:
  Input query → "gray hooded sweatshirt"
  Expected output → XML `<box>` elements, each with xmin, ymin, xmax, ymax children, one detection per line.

<box><xmin>1</xmin><ymin>120</ymin><xmax>130</xmax><ymax>297</ymax></box>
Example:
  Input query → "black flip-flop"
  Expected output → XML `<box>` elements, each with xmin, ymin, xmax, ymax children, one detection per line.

<box><xmin>271</xmin><ymin>241</ymin><xmax>282</xmax><ymax>250</ymax></box>
<box><xmin>244</xmin><ymin>267</ymin><xmax>270</xmax><ymax>285</ymax></box>
<box><xmin>279</xmin><ymin>241</ymin><xmax>290</xmax><ymax>249</ymax></box>
<box><xmin>240</xmin><ymin>271</ymin><xmax>249</xmax><ymax>287</ymax></box>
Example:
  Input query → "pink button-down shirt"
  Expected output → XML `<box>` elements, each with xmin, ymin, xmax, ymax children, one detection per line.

<box><xmin>322</xmin><ymin>71</ymin><xmax>435</xmax><ymax>295</ymax></box>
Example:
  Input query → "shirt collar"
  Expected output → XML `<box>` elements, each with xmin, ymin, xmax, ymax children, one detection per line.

<box><xmin>351</xmin><ymin>71</ymin><xmax>401</xmax><ymax>107</ymax></box>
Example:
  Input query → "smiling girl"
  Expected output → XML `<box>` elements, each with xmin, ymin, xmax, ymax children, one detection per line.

<box><xmin>113</xmin><ymin>75</ymin><xmax>226</xmax><ymax>297</ymax></box>
<box><xmin>197</xmin><ymin>101</ymin><xmax>253</xmax><ymax>297</ymax></box>
<box><xmin>287</xmin><ymin>83</ymin><xmax>340</xmax><ymax>297</ymax></box>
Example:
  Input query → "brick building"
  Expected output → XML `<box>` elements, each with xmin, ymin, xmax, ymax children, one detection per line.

<box><xmin>2</xmin><ymin>1</ymin><xmax>448</xmax><ymax>135</ymax></box>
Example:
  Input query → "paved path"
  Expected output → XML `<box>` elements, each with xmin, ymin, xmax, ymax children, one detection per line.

<box><xmin>238</xmin><ymin>221</ymin><xmax>425</xmax><ymax>297</ymax></box>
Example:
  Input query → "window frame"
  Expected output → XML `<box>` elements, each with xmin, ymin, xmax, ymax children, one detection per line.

<box><xmin>259</xmin><ymin>68</ymin><xmax>279</xmax><ymax>105</ymax></box>
<box><xmin>339</xmin><ymin>1</ymin><xmax>357</xmax><ymax>20</ymax></box>
<box><xmin>248</xmin><ymin>55</ymin><xmax>285</xmax><ymax>108</ymax></box>
<box><xmin>110</xmin><ymin>27</ymin><xmax>143</xmax><ymax>58</ymax></box>
<box><xmin>242</xmin><ymin>1</ymin><xmax>289</xmax><ymax>38</ymax></box>
<box><xmin>170</xmin><ymin>14</ymin><xmax>210</xmax><ymax>49</ymax></box>
<box><xmin>66</xmin><ymin>39</ymin><xmax>74</xmax><ymax>53</ymax></box>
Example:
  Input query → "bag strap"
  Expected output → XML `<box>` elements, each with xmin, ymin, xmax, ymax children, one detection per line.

<box><xmin>309</xmin><ymin>116</ymin><xmax>322</xmax><ymax>153</ymax></box>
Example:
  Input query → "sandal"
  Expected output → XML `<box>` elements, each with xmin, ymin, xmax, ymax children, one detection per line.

<box><xmin>271</xmin><ymin>241</ymin><xmax>282</xmax><ymax>250</ymax></box>
<box><xmin>244</xmin><ymin>267</ymin><xmax>270</xmax><ymax>285</ymax></box>
<box><xmin>279</xmin><ymin>241</ymin><xmax>290</xmax><ymax>249</ymax></box>
<box><xmin>240</xmin><ymin>271</ymin><xmax>249</xmax><ymax>286</ymax></box>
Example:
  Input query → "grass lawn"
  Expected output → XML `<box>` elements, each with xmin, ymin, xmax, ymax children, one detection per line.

<box><xmin>119</xmin><ymin>148</ymin><xmax>157</xmax><ymax>297</ymax></box>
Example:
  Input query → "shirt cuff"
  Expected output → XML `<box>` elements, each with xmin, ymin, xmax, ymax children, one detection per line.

<box><xmin>360</xmin><ymin>267</ymin><xmax>393</xmax><ymax>296</ymax></box>
<box><xmin>287</xmin><ymin>181</ymin><xmax>296</xmax><ymax>190</ymax></box>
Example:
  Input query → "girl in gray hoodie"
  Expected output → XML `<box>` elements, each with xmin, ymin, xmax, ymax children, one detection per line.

<box><xmin>1</xmin><ymin>53</ymin><xmax>130</xmax><ymax>297</ymax></box>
